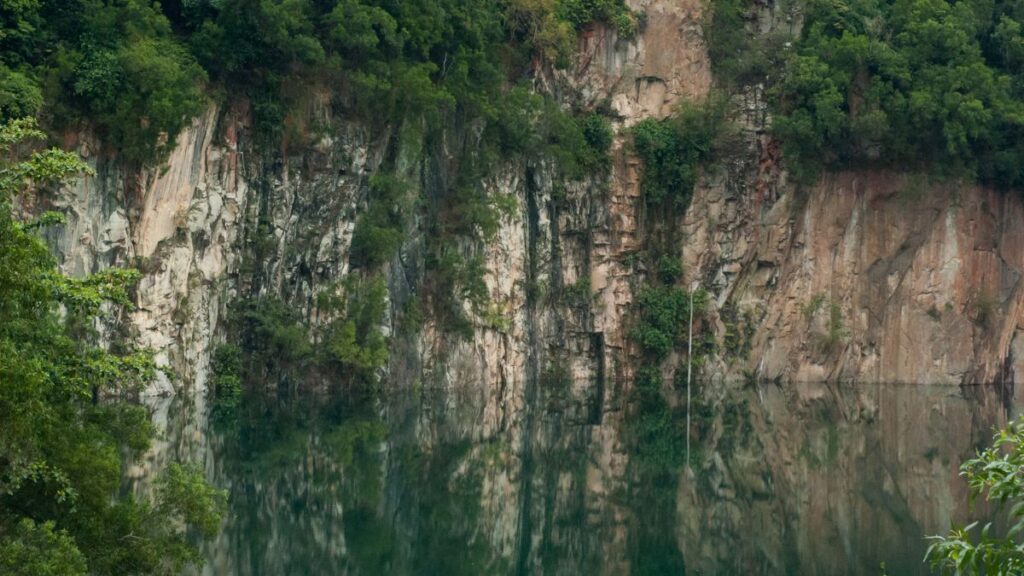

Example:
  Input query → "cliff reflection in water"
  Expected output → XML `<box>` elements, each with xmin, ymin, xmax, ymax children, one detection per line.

<box><xmin>171</xmin><ymin>383</ymin><xmax>1009</xmax><ymax>575</ymax></box>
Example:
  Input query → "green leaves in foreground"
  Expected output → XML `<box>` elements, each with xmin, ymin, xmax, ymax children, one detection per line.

<box><xmin>0</xmin><ymin>118</ymin><xmax>225</xmax><ymax>574</ymax></box>
<box><xmin>927</xmin><ymin>417</ymin><xmax>1024</xmax><ymax>575</ymax></box>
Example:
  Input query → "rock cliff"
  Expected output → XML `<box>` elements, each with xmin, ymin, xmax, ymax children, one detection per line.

<box><xmin>51</xmin><ymin>0</ymin><xmax>1024</xmax><ymax>398</ymax></box>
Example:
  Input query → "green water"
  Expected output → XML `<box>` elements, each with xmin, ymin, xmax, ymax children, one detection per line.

<box><xmin>179</xmin><ymin>383</ymin><xmax>1011</xmax><ymax>575</ymax></box>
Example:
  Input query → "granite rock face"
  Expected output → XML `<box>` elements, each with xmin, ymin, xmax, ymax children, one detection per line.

<box><xmin>684</xmin><ymin>167</ymin><xmax>1024</xmax><ymax>385</ymax></box>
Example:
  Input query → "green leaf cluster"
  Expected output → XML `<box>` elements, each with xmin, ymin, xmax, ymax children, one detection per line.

<box><xmin>632</xmin><ymin>286</ymin><xmax>708</xmax><ymax>360</ymax></box>
<box><xmin>632</xmin><ymin>95</ymin><xmax>734</xmax><ymax>207</ymax></box>
<box><xmin>555</xmin><ymin>0</ymin><xmax>639</xmax><ymax>36</ymax></box>
<box><xmin>927</xmin><ymin>416</ymin><xmax>1024</xmax><ymax>574</ymax></box>
<box><xmin>320</xmin><ymin>276</ymin><xmax>390</xmax><ymax>387</ymax></box>
<box><xmin>227</xmin><ymin>275</ymin><xmax>390</xmax><ymax>391</ymax></box>
<box><xmin>350</xmin><ymin>174</ymin><xmax>412</xmax><ymax>270</ymax></box>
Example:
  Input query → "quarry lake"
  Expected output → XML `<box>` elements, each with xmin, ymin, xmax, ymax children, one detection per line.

<box><xmin>132</xmin><ymin>382</ymin><xmax>1014</xmax><ymax>576</ymax></box>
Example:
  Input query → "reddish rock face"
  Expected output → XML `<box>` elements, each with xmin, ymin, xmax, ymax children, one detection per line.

<box><xmin>683</xmin><ymin>169</ymin><xmax>1024</xmax><ymax>385</ymax></box>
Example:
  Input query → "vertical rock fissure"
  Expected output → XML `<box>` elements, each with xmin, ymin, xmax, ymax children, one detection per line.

<box><xmin>515</xmin><ymin>166</ymin><xmax>543</xmax><ymax>574</ymax></box>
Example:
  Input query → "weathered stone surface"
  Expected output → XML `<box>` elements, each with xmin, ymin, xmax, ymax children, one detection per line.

<box><xmin>684</xmin><ymin>169</ymin><xmax>1024</xmax><ymax>385</ymax></box>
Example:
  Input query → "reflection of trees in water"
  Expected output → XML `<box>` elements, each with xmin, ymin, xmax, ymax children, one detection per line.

<box><xmin>153</xmin><ymin>383</ymin><xmax>1010</xmax><ymax>575</ymax></box>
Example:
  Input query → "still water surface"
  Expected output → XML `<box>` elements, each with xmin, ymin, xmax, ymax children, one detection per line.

<box><xmin>149</xmin><ymin>382</ymin><xmax>1014</xmax><ymax>575</ymax></box>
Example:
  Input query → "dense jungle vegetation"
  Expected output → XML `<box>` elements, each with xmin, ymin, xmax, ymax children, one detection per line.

<box><xmin>0</xmin><ymin>0</ymin><xmax>635</xmax><ymax>162</ymax></box>
<box><xmin>711</xmin><ymin>0</ymin><xmax>1024</xmax><ymax>187</ymax></box>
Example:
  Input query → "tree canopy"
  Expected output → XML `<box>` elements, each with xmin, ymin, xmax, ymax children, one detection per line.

<box><xmin>772</xmin><ymin>0</ymin><xmax>1024</xmax><ymax>188</ymax></box>
<box><xmin>0</xmin><ymin>0</ymin><xmax>635</xmax><ymax>163</ymax></box>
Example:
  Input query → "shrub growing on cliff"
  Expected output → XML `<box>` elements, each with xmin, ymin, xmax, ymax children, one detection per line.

<box><xmin>705</xmin><ymin>0</ymin><xmax>793</xmax><ymax>89</ymax></box>
<box><xmin>632</xmin><ymin>286</ymin><xmax>708</xmax><ymax>360</ymax></box>
<box><xmin>319</xmin><ymin>276</ymin><xmax>390</xmax><ymax>389</ymax></box>
<box><xmin>487</xmin><ymin>86</ymin><xmax>615</xmax><ymax>176</ymax></box>
<box><xmin>505</xmin><ymin>0</ymin><xmax>576</xmax><ymax>65</ymax></box>
<box><xmin>225</xmin><ymin>277</ymin><xmax>390</xmax><ymax>391</ymax></box>
<box><xmin>632</xmin><ymin>95</ymin><xmax>734</xmax><ymax>208</ymax></box>
<box><xmin>927</xmin><ymin>417</ymin><xmax>1024</xmax><ymax>574</ymax></box>
<box><xmin>232</xmin><ymin>297</ymin><xmax>314</xmax><ymax>379</ymax></box>
<box><xmin>556</xmin><ymin>0</ymin><xmax>638</xmax><ymax>36</ymax></box>
<box><xmin>350</xmin><ymin>175</ymin><xmax>412</xmax><ymax>270</ymax></box>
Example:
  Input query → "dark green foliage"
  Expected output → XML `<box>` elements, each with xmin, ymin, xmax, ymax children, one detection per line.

<box><xmin>705</xmin><ymin>0</ymin><xmax>791</xmax><ymax>88</ymax></box>
<box><xmin>774</xmin><ymin>0</ymin><xmax>1024</xmax><ymax>188</ymax></box>
<box><xmin>656</xmin><ymin>254</ymin><xmax>683</xmax><ymax>284</ymax></box>
<box><xmin>540</xmin><ymin>360</ymin><xmax>573</xmax><ymax>410</ymax></box>
<box><xmin>233</xmin><ymin>297</ymin><xmax>314</xmax><ymax>378</ymax></box>
<box><xmin>0</xmin><ymin>66</ymin><xmax>43</xmax><ymax>121</ymax></box>
<box><xmin>927</xmin><ymin>417</ymin><xmax>1024</xmax><ymax>574</ymax></box>
<box><xmin>562</xmin><ymin>276</ymin><xmax>592</xmax><ymax>308</ymax></box>
<box><xmin>630</xmin><ymin>513</ymin><xmax>687</xmax><ymax>576</ymax></box>
<box><xmin>225</xmin><ymin>276</ymin><xmax>390</xmax><ymax>391</ymax></box>
<box><xmin>0</xmin><ymin>519</ymin><xmax>87</xmax><ymax>576</ymax></box>
<box><xmin>319</xmin><ymin>276</ymin><xmax>390</xmax><ymax>388</ymax></box>
<box><xmin>488</xmin><ymin>86</ymin><xmax>614</xmax><ymax>176</ymax></box>
<box><xmin>0</xmin><ymin>119</ymin><xmax>224</xmax><ymax>574</ymax></box>
<box><xmin>581</xmin><ymin>112</ymin><xmax>613</xmax><ymax>152</ymax></box>
<box><xmin>424</xmin><ymin>248</ymin><xmax>490</xmax><ymax>339</ymax></box>
<box><xmin>350</xmin><ymin>175</ymin><xmax>411</xmax><ymax>270</ymax></box>
<box><xmin>632</xmin><ymin>286</ymin><xmax>708</xmax><ymax>360</ymax></box>
<box><xmin>632</xmin><ymin>96</ymin><xmax>733</xmax><ymax>207</ymax></box>
<box><xmin>505</xmin><ymin>0</ymin><xmax>635</xmax><ymax>67</ymax></box>
<box><xmin>399</xmin><ymin>297</ymin><xmax>424</xmax><ymax>336</ymax></box>
<box><xmin>189</xmin><ymin>0</ymin><xmax>521</xmax><ymax>130</ymax></box>
<box><xmin>717</xmin><ymin>397</ymin><xmax>754</xmax><ymax>456</ymax></box>
<box><xmin>720</xmin><ymin>302</ymin><xmax>755</xmax><ymax>360</ymax></box>
<box><xmin>38</xmin><ymin>0</ymin><xmax>207</xmax><ymax>163</ymax></box>
<box><xmin>556</xmin><ymin>0</ymin><xmax>638</xmax><ymax>36</ymax></box>
<box><xmin>504</xmin><ymin>0</ymin><xmax>576</xmax><ymax>65</ymax></box>
<box><xmin>210</xmin><ymin>344</ymin><xmax>242</xmax><ymax>422</ymax></box>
